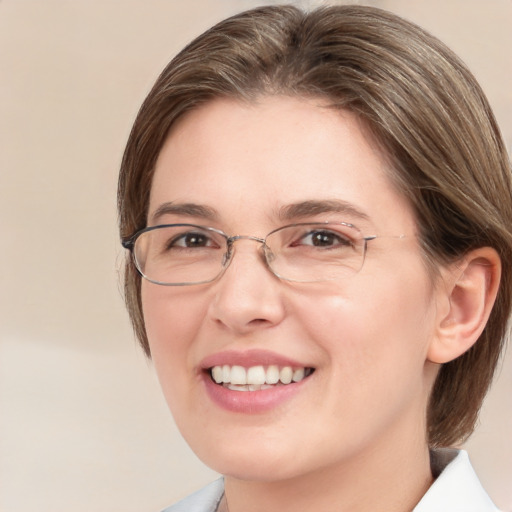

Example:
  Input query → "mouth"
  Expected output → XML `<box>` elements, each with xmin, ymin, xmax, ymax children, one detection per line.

<box><xmin>208</xmin><ymin>364</ymin><xmax>315</xmax><ymax>392</ymax></box>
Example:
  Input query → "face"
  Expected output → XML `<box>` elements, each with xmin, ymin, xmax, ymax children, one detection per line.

<box><xmin>143</xmin><ymin>96</ymin><xmax>441</xmax><ymax>481</ymax></box>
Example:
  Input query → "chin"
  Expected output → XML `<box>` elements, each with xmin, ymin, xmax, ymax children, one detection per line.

<box><xmin>189</xmin><ymin>437</ymin><xmax>310</xmax><ymax>482</ymax></box>
<box><xmin>214</xmin><ymin>459</ymin><xmax>305</xmax><ymax>483</ymax></box>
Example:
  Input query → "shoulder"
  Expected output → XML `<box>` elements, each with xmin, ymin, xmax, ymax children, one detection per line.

<box><xmin>160</xmin><ymin>479</ymin><xmax>225</xmax><ymax>512</ymax></box>
<box><xmin>414</xmin><ymin>449</ymin><xmax>501</xmax><ymax>512</ymax></box>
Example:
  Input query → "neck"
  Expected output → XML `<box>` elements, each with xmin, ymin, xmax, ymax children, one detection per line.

<box><xmin>223</xmin><ymin>433</ymin><xmax>433</xmax><ymax>512</ymax></box>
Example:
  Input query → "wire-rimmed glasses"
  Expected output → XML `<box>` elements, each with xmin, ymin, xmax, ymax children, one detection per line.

<box><xmin>121</xmin><ymin>222</ymin><xmax>404</xmax><ymax>286</ymax></box>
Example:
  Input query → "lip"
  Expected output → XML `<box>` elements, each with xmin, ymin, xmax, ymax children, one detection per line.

<box><xmin>200</xmin><ymin>349</ymin><xmax>313</xmax><ymax>414</ymax></box>
<box><xmin>202</xmin><ymin>373</ymin><xmax>309</xmax><ymax>413</ymax></box>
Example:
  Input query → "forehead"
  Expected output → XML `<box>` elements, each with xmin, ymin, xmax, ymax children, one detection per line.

<box><xmin>149</xmin><ymin>96</ymin><xmax>415</xmax><ymax>234</ymax></box>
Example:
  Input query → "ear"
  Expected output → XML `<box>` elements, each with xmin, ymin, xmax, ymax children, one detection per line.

<box><xmin>427</xmin><ymin>247</ymin><xmax>501</xmax><ymax>364</ymax></box>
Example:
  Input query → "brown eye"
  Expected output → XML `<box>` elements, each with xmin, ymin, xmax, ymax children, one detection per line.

<box><xmin>169</xmin><ymin>231</ymin><xmax>216</xmax><ymax>249</ymax></box>
<box><xmin>298</xmin><ymin>230</ymin><xmax>352</xmax><ymax>248</ymax></box>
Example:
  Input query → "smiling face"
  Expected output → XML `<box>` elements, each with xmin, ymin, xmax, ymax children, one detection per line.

<box><xmin>142</xmin><ymin>96</ymin><xmax>442</xmax><ymax>482</ymax></box>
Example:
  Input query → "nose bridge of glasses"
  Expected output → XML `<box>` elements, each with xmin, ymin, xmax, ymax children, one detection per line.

<box><xmin>227</xmin><ymin>234</ymin><xmax>266</xmax><ymax>246</ymax></box>
<box><xmin>223</xmin><ymin>234</ymin><xmax>269</xmax><ymax>266</ymax></box>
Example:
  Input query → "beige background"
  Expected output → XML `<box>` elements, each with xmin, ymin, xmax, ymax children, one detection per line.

<box><xmin>0</xmin><ymin>1</ymin><xmax>511</xmax><ymax>511</ymax></box>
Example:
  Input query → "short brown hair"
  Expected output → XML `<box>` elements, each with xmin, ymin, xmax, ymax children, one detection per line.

<box><xmin>118</xmin><ymin>5</ymin><xmax>512</xmax><ymax>446</ymax></box>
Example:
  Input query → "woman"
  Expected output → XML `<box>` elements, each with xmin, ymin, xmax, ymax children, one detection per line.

<box><xmin>118</xmin><ymin>5</ymin><xmax>512</xmax><ymax>511</ymax></box>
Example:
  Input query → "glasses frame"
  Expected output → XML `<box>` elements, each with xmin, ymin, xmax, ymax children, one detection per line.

<box><xmin>121</xmin><ymin>222</ymin><xmax>404</xmax><ymax>286</ymax></box>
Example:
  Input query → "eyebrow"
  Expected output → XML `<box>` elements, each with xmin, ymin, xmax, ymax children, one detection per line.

<box><xmin>278</xmin><ymin>200</ymin><xmax>371</xmax><ymax>222</ymax></box>
<box><xmin>150</xmin><ymin>199</ymin><xmax>370</xmax><ymax>226</ymax></box>
<box><xmin>150</xmin><ymin>202</ymin><xmax>219</xmax><ymax>224</ymax></box>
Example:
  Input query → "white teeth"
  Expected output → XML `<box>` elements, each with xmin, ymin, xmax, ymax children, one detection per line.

<box><xmin>266</xmin><ymin>365</ymin><xmax>280</xmax><ymax>384</ymax></box>
<box><xmin>209</xmin><ymin>364</ymin><xmax>311</xmax><ymax>389</ymax></box>
<box><xmin>230</xmin><ymin>365</ymin><xmax>246</xmax><ymax>385</ymax></box>
<box><xmin>280</xmin><ymin>366</ymin><xmax>293</xmax><ymax>384</ymax></box>
<box><xmin>247</xmin><ymin>366</ymin><xmax>266</xmax><ymax>385</ymax></box>
<box><xmin>211</xmin><ymin>366</ymin><xmax>223</xmax><ymax>384</ymax></box>
<box><xmin>227</xmin><ymin>384</ymin><xmax>249</xmax><ymax>392</ymax></box>
<box><xmin>292</xmin><ymin>368</ymin><xmax>305</xmax><ymax>382</ymax></box>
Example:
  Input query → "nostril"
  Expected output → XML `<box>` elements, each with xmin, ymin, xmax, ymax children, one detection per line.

<box><xmin>248</xmin><ymin>318</ymin><xmax>269</xmax><ymax>326</ymax></box>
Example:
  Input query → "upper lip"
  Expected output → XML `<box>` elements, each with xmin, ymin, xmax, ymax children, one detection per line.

<box><xmin>200</xmin><ymin>349</ymin><xmax>311</xmax><ymax>370</ymax></box>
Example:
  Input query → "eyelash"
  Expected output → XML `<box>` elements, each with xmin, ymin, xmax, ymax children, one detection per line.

<box><xmin>293</xmin><ymin>230</ymin><xmax>353</xmax><ymax>248</ymax></box>
<box><xmin>167</xmin><ymin>232</ymin><xmax>220</xmax><ymax>249</ymax></box>
<box><xmin>165</xmin><ymin>228</ymin><xmax>355</xmax><ymax>252</ymax></box>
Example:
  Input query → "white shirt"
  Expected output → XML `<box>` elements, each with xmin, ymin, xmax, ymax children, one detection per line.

<box><xmin>414</xmin><ymin>449</ymin><xmax>500</xmax><ymax>511</ymax></box>
<box><xmin>161</xmin><ymin>449</ymin><xmax>500</xmax><ymax>512</ymax></box>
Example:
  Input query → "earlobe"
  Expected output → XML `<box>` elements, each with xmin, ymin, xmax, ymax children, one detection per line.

<box><xmin>427</xmin><ymin>247</ymin><xmax>501</xmax><ymax>364</ymax></box>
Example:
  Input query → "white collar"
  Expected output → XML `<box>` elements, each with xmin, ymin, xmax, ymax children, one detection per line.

<box><xmin>414</xmin><ymin>449</ymin><xmax>500</xmax><ymax>511</ymax></box>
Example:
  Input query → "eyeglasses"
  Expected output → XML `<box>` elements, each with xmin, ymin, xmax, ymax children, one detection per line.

<box><xmin>121</xmin><ymin>222</ymin><xmax>406</xmax><ymax>286</ymax></box>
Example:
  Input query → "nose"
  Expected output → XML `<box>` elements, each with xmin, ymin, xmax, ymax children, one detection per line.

<box><xmin>208</xmin><ymin>238</ymin><xmax>286</xmax><ymax>334</ymax></box>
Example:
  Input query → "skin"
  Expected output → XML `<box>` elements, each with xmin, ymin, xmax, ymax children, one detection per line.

<box><xmin>142</xmin><ymin>96</ymin><xmax>457</xmax><ymax>512</ymax></box>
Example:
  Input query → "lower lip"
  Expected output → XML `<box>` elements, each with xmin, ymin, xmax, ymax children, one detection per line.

<box><xmin>202</xmin><ymin>372</ymin><xmax>309</xmax><ymax>413</ymax></box>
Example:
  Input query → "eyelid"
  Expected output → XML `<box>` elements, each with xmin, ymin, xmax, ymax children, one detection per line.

<box><xmin>275</xmin><ymin>221</ymin><xmax>361</xmax><ymax>234</ymax></box>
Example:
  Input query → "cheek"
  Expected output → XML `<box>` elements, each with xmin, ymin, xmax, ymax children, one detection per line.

<box><xmin>293</xmin><ymin>272</ymin><xmax>435</xmax><ymax>395</ymax></box>
<box><xmin>142</xmin><ymin>284</ymin><xmax>206</xmax><ymax>352</ymax></box>
<box><xmin>141</xmin><ymin>284</ymin><xmax>209</xmax><ymax>404</ymax></box>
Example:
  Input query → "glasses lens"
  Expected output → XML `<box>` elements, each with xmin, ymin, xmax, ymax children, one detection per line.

<box><xmin>265</xmin><ymin>223</ymin><xmax>365</xmax><ymax>282</ymax></box>
<box><xmin>133</xmin><ymin>225</ymin><xmax>227</xmax><ymax>285</ymax></box>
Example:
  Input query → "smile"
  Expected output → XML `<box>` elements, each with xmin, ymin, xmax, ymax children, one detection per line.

<box><xmin>209</xmin><ymin>365</ymin><xmax>314</xmax><ymax>391</ymax></box>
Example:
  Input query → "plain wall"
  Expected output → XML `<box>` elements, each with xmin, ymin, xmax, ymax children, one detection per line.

<box><xmin>1</xmin><ymin>1</ymin><xmax>511</xmax><ymax>511</ymax></box>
